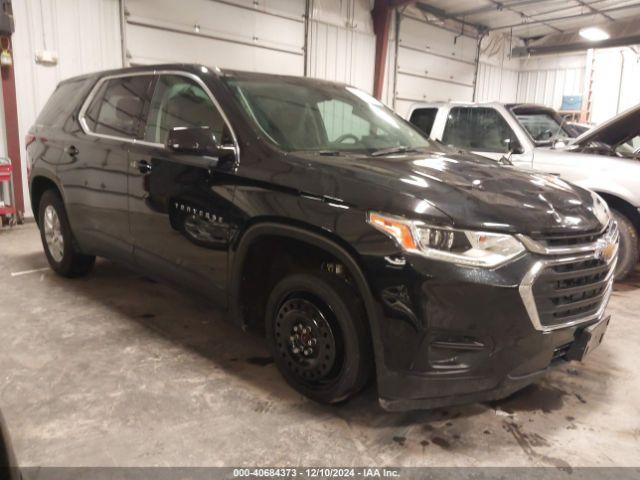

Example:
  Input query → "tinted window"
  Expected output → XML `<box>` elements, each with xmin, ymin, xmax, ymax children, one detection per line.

<box><xmin>224</xmin><ymin>78</ymin><xmax>430</xmax><ymax>153</ymax></box>
<box><xmin>144</xmin><ymin>75</ymin><xmax>228</xmax><ymax>145</ymax></box>
<box><xmin>36</xmin><ymin>78</ymin><xmax>92</xmax><ymax>128</ymax></box>
<box><xmin>409</xmin><ymin>108</ymin><xmax>438</xmax><ymax>136</ymax></box>
<box><xmin>84</xmin><ymin>75</ymin><xmax>153</xmax><ymax>139</ymax></box>
<box><xmin>443</xmin><ymin>107</ymin><xmax>520</xmax><ymax>153</ymax></box>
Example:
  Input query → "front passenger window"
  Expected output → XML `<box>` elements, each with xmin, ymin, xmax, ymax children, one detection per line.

<box><xmin>145</xmin><ymin>75</ymin><xmax>228</xmax><ymax>146</ymax></box>
<box><xmin>443</xmin><ymin>107</ymin><xmax>521</xmax><ymax>153</ymax></box>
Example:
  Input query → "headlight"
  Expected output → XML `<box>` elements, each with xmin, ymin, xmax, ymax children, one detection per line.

<box><xmin>367</xmin><ymin>212</ymin><xmax>525</xmax><ymax>268</ymax></box>
<box><xmin>590</xmin><ymin>192</ymin><xmax>611</xmax><ymax>228</ymax></box>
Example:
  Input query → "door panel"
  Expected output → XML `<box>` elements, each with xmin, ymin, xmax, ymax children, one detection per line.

<box><xmin>128</xmin><ymin>73</ymin><xmax>238</xmax><ymax>304</ymax></box>
<box><xmin>62</xmin><ymin>74</ymin><xmax>155</xmax><ymax>260</ymax></box>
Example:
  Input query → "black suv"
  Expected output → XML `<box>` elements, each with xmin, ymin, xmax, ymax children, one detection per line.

<box><xmin>28</xmin><ymin>64</ymin><xmax>618</xmax><ymax>411</ymax></box>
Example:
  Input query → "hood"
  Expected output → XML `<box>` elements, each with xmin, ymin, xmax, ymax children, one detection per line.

<box><xmin>289</xmin><ymin>147</ymin><xmax>605</xmax><ymax>235</ymax></box>
<box><xmin>573</xmin><ymin>103</ymin><xmax>640</xmax><ymax>147</ymax></box>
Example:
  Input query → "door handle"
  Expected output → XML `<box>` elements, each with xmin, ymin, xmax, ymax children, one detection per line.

<box><xmin>136</xmin><ymin>159</ymin><xmax>152</xmax><ymax>174</ymax></box>
<box><xmin>64</xmin><ymin>145</ymin><xmax>79</xmax><ymax>157</ymax></box>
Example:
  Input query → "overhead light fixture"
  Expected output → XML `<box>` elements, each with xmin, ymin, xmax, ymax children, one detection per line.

<box><xmin>579</xmin><ymin>27</ymin><xmax>610</xmax><ymax>42</ymax></box>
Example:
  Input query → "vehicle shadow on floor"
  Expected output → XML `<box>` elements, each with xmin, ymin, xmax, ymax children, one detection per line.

<box><xmin>18</xmin><ymin>253</ymin><xmax>621</xmax><ymax>434</ymax></box>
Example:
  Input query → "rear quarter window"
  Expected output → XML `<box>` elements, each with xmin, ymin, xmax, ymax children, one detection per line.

<box><xmin>36</xmin><ymin>78</ymin><xmax>93</xmax><ymax>128</ymax></box>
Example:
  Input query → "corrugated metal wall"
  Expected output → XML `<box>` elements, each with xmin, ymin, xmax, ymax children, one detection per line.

<box><xmin>475</xmin><ymin>33</ymin><xmax>521</xmax><ymax>103</ymax></box>
<box><xmin>475</xmin><ymin>63</ymin><xmax>518</xmax><ymax>102</ymax></box>
<box><xmin>591</xmin><ymin>47</ymin><xmax>640</xmax><ymax>124</ymax></box>
<box><xmin>12</xmin><ymin>0</ymin><xmax>122</xmax><ymax>215</ymax></box>
<box><xmin>516</xmin><ymin>53</ymin><xmax>586</xmax><ymax>109</ymax></box>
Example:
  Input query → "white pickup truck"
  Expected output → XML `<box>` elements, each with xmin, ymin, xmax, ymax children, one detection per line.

<box><xmin>406</xmin><ymin>101</ymin><xmax>640</xmax><ymax>279</ymax></box>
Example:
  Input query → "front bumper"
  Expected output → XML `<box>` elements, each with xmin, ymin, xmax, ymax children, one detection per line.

<box><xmin>367</xmin><ymin>226</ymin><xmax>617</xmax><ymax>411</ymax></box>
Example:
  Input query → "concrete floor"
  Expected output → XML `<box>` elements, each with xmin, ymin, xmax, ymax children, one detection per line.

<box><xmin>1</xmin><ymin>223</ymin><xmax>639</xmax><ymax>468</ymax></box>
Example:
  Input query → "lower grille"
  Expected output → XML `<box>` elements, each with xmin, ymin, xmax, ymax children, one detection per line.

<box><xmin>532</xmin><ymin>257</ymin><xmax>611</xmax><ymax>328</ymax></box>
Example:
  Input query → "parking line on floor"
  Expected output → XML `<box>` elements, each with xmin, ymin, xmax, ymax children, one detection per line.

<box><xmin>10</xmin><ymin>267</ymin><xmax>50</xmax><ymax>277</ymax></box>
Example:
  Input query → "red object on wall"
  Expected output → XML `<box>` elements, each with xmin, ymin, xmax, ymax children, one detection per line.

<box><xmin>1</xmin><ymin>36</ymin><xmax>23</xmax><ymax>216</ymax></box>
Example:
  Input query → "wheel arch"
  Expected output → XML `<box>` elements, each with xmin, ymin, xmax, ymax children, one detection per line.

<box><xmin>30</xmin><ymin>174</ymin><xmax>64</xmax><ymax>226</ymax></box>
<box><xmin>228</xmin><ymin>220</ymin><xmax>385</xmax><ymax>372</ymax></box>
<box><xmin>595</xmin><ymin>191</ymin><xmax>640</xmax><ymax>233</ymax></box>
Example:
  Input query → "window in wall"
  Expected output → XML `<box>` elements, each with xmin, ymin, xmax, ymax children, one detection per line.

<box><xmin>409</xmin><ymin>108</ymin><xmax>438</xmax><ymax>137</ymax></box>
<box><xmin>443</xmin><ymin>107</ymin><xmax>521</xmax><ymax>153</ymax></box>
<box><xmin>84</xmin><ymin>75</ymin><xmax>154</xmax><ymax>139</ymax></box>
<box><xmin>144</xmin><ymin>75</ymin><xmax>229</xmax><ymax>145</ymax></box>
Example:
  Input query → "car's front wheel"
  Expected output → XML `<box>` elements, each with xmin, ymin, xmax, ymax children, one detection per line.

<box><xmin>265</xmin><ymin>271</ymin><xmax>373</xmax><ymax>404</ymax></box>
<box><xmin>612</xmin><ymin>209</ymin><xmax>639</xmax><ymax>281</ymax></box>
<box><xmin>38</xmin><ymin>190</ymin><xmax>95</xmax><ymax>278</ymax></box>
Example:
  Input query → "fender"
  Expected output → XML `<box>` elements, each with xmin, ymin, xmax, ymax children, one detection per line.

<box><xmin>28</xmin><ymin>169</ymin><xmax>66</xmax><ymax>225</ymax></box>
<box><xmin>228</xmin><ymin>221</ymin><xmax>390</xmax><ymax>381</ymax></box>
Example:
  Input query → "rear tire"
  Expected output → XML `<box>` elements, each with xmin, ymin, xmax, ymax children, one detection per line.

<box><xmin>612</xmin><ymin>209</ymin><xmax>638</xmax><ymax>281</ymax></box>
<box><xmin>265</xmin><ymin>271</ymin><xmax>373</xmax><ymax>404</ymax></box>
<box><xmin>38</xmin><ymin>190</ymin><xmax>95</xmax><ymax>278</ymax></box>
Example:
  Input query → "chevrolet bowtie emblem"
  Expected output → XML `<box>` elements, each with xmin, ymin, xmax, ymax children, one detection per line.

<box><xmin>596</xmin><ymin>241</ymin><xmax>616</xmax><ymax>263</ymax></box>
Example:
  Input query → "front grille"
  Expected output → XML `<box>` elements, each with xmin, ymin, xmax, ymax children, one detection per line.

<box><xmin>536</xmin><ymin>231</ymin><xmax>601</xmax><ymax>248</ymax></box>
<box><xmin>532</xmin><ymin>257</ymin><xmax>612</xmax><ymax>328</ymax></box>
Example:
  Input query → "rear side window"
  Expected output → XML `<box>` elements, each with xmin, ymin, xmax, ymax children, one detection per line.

<box><xmin>83</xmin><ymin>75</ymin><xmax>154</xmax><ymax>139</ymax></box>
<box><xmin>442</xmin><ymin>107</ymin><xmax>520</xmax><ymax>153</ymax></box>
<box><xmin>409</xmin><ymin>108</ymin><xmax>438</xmax><ymax>137</ymax></box>
<box><xmin>36</xmin><ymin>78</ymin><xmax>92</xmax><ymax>128</ymax></box>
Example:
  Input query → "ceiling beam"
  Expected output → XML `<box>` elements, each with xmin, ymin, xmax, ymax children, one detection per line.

<box><xmin>513</xmin><ymin>15</ymin><xmax>640</xmax><ymax>56</ymax></box>
<box><xmin>484</xmin><ymin>0</ymin><xmax>564</xmax><ymax>33</ymax></box>
<box><xmin>449</xmin><ymin>0</ymin><xmax>558</xmax><ymax>18</ymax></box>
<box><xmin>414</xmin><ymin>2</ymin><xmax>487</xmax><ymax>33</ymax></box>
<box><xmin>572</xmin><ymin>0</ymin><xmax>615</xmax><ymax>22</ymax></box>
<box><xmin>490</xmin><ymin>2</ymin><xmax>640</xmax><ymax>31</ymax></box>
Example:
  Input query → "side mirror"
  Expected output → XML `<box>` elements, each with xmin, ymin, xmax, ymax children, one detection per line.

<box><xmin>166</xmin><ymin>126</ymin><xmax>235</xmax><ymax>160</ymax></box>
<box><xmin>552</xmin><ymin>138</ymin><xmax>567</xmax><ymax>149</ymax></box>
<box><xmin>504</xmin><ymin>138</ymin><xmax>524</xmax><ymax>155</ymax></box>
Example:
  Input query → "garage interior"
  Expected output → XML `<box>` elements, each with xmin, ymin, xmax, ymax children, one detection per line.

<box><xmin>1</xmin><ymin>0</ymin><xmax>640</xmax><ymax>472</ymax></box>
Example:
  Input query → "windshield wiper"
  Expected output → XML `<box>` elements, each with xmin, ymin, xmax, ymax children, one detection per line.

<box><xmin>317</xmin><ymin>150</ymin><xmax>343</xmax><ymax>156</ymax></box>
<box><xmin>370</xmin><ymin>146</ymin><xmax>421</xmax><ymax>157</ymax></box>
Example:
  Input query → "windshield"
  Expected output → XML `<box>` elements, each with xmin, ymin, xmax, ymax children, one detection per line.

<box><xmin>223</xmin><ymin>76</ymin><xmax>430</xmax><ymax>154</ymax></box>
<box><xmin>514</xmin><ymin>111</ymin><xmax>572</xmax><ymax>143</ymax></box>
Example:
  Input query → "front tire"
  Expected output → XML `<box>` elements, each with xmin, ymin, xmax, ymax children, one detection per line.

<box><xmin>38</xmin><ymin>190</ymin><xmax>95</xmax><ymax>278</ymax></box>
<box><xmin>612</xmin><ymin>209</ymin><xmax>639</xmax><ymax>281</ymax></box>
<box><xmin>265</xmin><ymin>272</ymin><xmax>373</xmax><ymax>404</ymax></box>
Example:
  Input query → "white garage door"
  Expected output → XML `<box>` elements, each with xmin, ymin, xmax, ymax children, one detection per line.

<box><xmin>123</xmin><ymin>0</ymin><xmax>305</xmax><ymax>75</ymax></box>
<box><xmin>395</xmin><ymin>13</ymin><xmax>478</xmax><ymax>116</ymax></box>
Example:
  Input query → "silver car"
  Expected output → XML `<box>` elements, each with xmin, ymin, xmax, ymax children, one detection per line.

<box><xmin>407</xmin><ymin>101</ymin><xmax>640</xmax><ymax>279</ymax></box>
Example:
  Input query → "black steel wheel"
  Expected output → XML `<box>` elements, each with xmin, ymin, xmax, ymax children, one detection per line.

<box><xmin>273</xmin><ymin>296</ymin><xmax>341</xmax><ymax>386</ymax></box>
<box><xmin>265</xmin><ymin>271</ymin><xmax>373</xmax><ymax>404</ymax></box>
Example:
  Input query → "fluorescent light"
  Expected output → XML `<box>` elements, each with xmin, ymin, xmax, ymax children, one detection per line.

<box><xmin>579</xmin><ymin>27</ymin><xmax>610</xmax><ymax>41</ymax></box>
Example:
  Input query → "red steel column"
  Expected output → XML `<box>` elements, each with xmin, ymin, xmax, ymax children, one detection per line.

<box><xmin>1</xmin><ymin>36</ymin><xmax>24</xmax><ymax>216</ymax></box>
<box><xmin>372</xmin><ymin>0</ymin><xmax>415</xmax><ymax>100</ymax></box>
<box><xmin>372</xmin><ymin>0</ymin><xmax>392</xmax><ymax>100</ymax></box>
